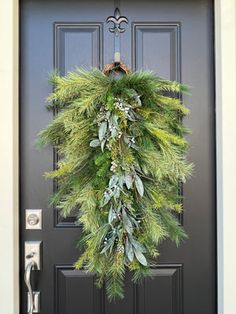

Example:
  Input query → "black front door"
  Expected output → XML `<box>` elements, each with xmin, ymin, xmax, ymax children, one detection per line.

<box><xmin>20</xmin><ymin>0</ymin><xmax>216</xmax><ymax>313</ymax></box>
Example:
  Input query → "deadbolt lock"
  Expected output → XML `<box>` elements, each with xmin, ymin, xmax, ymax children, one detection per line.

<box><xmin>28</xmin><ymin>214</ymin><xmax>39</xmax><ymax>225</ymax></box>
<box><xmin>26</xmin><ymin>209</ymin><xmax>42</xmax><ymax>229</ymax></box>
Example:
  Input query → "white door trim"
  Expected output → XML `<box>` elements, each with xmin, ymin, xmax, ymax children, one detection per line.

<box><xmin>214</xmin><ymin>0</ymin><xmax>236</xmax><ymax>312</ymax></box>
<box><xmin>0</xmin><ymin>1</ymin><xmax>19</xmax><ymax>314</ymax></box>
<box><xmin>0</xmin><ymin>0</ymin><xmax>235</xmax><ymax>313</ymax></box>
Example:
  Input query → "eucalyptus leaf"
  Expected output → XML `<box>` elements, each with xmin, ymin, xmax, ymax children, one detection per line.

<box><xmin>108</xmin><ymin>205</ymin><xmax>116</xmax><ymax>224</ymax></box>
<box><xmin>125</xmin><ymin>174</ymin><xmax>133</xmax><ymax>189</ymax></box>
<box><xmin>89</xmin><ymin>139</ymin><xmax>100</xmax><ymax>147</ymax></box>
<box><xmin>109</xmin><ymin>175</ymin><xmax>119</xmax><ymax>188</ymax></box>
<box><xmin>125</xmin><ymin>237</ymin><xmax>134</xmax><ymax>262</ymax></box>
<box><xmin>100</xmin><ymin>139</ymin><xmax>106</xmax><ymax>152</ymax></box>
<box><xmin>118</xmin><ymin>175</ymin><xmax>125</xmax><ymax>189</ymax></box>
<box><xmin>106</xmin><ymin>111</ymin><xmax>111</xmax><ymax>119</ymax></box>
<box><xmin>134</xmin><ymin>249</ymin><xmax>147</xmax><ymax>266</ymax></box>
<box><xmin>113</xmin><ymin>186</ymin><xmax>120</xmax><ymax>199</ymax></box>
<box><xmin>135</xmin><ymin>95</ymin><xmax>142</xmax><ymax>107</ymax></box>
<box><xmin>111</xmin><ymin>127</ymin><xmax>118</xmax><ymax>138</ymax></box>
<box><xmin>102</xmin><ymin>192</ymin><xmax>112</xmax><ymax>206</ymax></box>
<box><xmin>99</xmin><ymin>121</ymin><xmax>107</xmax><ymax>141</ymax></box>
<box><xmin>116</xmin><ymin>202</ymin><xmax>122</xmax><ymax>214</ymax></box>
<box><xmin>122</xmin><ymin>209</ymin><xmax>133</xmax><ymax>234</ymax></box>
<box><xmin>127</xmin><ymin>110</ymin><xmax>136</xmax><ymax>121</ymax></box>
<box><xmin>135</xmin><ymin>175</ymin><xmax>144</xmax><ymax>197</ymax></box>
<box><xmin>129</xmin><ymin>237</ymin><xmax>146</xmax><ymax>253</ymax></box>
<box><xmin>111</xmin><ymin>115</ymin><xmax>119</xmax><ymax>128</ymax></box>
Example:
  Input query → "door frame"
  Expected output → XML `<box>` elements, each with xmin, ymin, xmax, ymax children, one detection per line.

<box><xmin>0</xmin><ymin>0</ymin><xmax>235</xmax><ymax>313</ymax></box>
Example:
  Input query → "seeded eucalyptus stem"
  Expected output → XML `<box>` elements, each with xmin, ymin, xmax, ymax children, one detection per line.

<box><xmin>37</xmin><ymin>68</ymin><xmax>192</xmax><ymax>301</ymax></box>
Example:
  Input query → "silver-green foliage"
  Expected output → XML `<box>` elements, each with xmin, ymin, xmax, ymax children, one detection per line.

<box><xmin>37</xmin><ymin>68</ymin><xmax>193</xmax><ymax>301</ymax></box>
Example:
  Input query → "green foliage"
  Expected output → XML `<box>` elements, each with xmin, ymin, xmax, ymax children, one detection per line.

<box><xmin>37</xmin><ymin>68</ymin><xmax>193</xmax><ymax>301</ymax></box>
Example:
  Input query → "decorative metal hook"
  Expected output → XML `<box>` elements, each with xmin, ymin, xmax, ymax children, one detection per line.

<box><xmin>106</xmin><ymin>8</ymin><xmax>128</xmax><ymax>63</ymax></box>
<box><xmin>106</xmin><ymin>8</ymin><xmax>128</xmax><ymax>34</ymax></box>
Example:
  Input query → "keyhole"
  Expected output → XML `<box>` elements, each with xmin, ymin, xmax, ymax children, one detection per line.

<box><xmin>27</xmin><ymin>214</ymin><xmax>39</xmax><ymax>226</ymax></box>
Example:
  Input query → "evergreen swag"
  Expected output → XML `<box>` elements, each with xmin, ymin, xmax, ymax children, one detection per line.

<box><xmin>37</xmin><ymin>68</ymin><xmax>193</xmax><ymax>301</ymax></box>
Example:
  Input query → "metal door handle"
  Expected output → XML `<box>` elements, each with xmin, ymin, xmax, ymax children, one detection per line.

<box><xmin>24</xmin><ymin>260</ymin><xmax>36</xmax><ymax>314</ymax></box>
<box><xmin>24</xmin><ymin>242</ymin><xmax>41</xmax><ymax>313</ymax></box>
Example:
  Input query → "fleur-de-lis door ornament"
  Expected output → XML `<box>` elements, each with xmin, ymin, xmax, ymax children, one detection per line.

<box><xmin>106</xmin><ymin>8</ymin><xmax>128</xmax><ymax>64</ymax></box>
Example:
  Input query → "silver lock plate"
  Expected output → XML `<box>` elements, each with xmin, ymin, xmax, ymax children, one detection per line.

<box><xmin>25</xmin><ymin>241</ymin><xmax>42</xmax><ymax>270</ymax></box>
<box><xmin>26</xmin><ymin>209</ymin><xmax>42</xmax><ymax>229</ymax></box>
<box><xmin>28</xmin><ymin>292</ymin><xmax>40</xmax><ymax>313</ymax></box>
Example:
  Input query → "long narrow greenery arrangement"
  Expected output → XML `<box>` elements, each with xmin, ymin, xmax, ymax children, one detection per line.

<box><xmin>37</xmin><ymin>68</ymin><xmax>192</xmax><ymax>301</ymax></box>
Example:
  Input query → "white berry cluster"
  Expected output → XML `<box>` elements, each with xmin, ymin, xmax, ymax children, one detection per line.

<box><xmin>110</xmin><ymin>160</ymin><xmax>118</xmax><ymax>172</ymax></box>
<box><xmin>116</xmin><ymin>244</ymin><xmax>125</xmax><ymax>253</ymax></box>
<box><xmin>114</xmin><ymin>97</ymin><xmax>130</xmax><ymax>114</ymax></box>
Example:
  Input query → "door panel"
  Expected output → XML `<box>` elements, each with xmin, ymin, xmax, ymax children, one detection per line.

<box><xmin>133</xmin><ymin>23</ymin><xmax>180</xmax><ymax>80</ymax></box>
<box><xmin>20</xmin><ymin>0</ymin><xmax>216</xmax><ymax>313</ymax></box>
<box><xmin>55</xmin><ymin>23</ymin><xmax>103</xmax><ymax>77</ymax></box>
